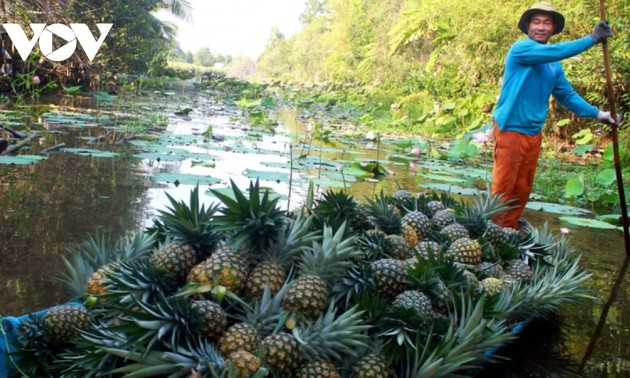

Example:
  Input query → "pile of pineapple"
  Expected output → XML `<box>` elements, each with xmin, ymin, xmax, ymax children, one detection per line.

<box><xmin>8</xmin><ymin>180</ymin><xmax>592</xmax><ymax>377</ymax></box>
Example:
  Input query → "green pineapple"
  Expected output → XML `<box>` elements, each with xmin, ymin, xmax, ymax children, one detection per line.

<box><xmin>42</xmin><ymin>304</ymin><xmax>92</xmax><ymax>344</ymax></box>
<box><xmin>431</xmin><ymin>208</ymin><xmax>456</xmax><ymax>227</ymax></box>
<box><xmin>484</xmin><ymin>220</ymin><xmax>509</xmax><ymax>246</ymax></box>
<box><xmin>283</xmin><ymin>223</ymin><xmax>361</xmax><ymax>318</ymax></box>
<box><xmin>210</xmin><ymin>179</ymin><xmax>286</xmax><ymax>255</ymax></box>
<box><xmin>187</xmin><ymin>244</ymin><xmax>249</xmax><ymax>294</ymax></box>
<box><xmin>191</xmin><ymin>300</ymin><xmax>228</xmax><ymax>340</ymax></box>
<box><xmin>350</xmin><ymin>353</ymin><xmax>392</xmax><ymax>378</ymax></box>
<box><xmin>296</xmin><ymin>360</ymin><xmax>341</xmax><ymax>378</ymax></box>
<box><xmin>217</xmin><ymin>322</ymin><xmax>261</xmax><ymax>357</ymax></box>
<box><xmin>262</xmin><ymin>331</ymin><xmax>301</xmax><ymax>374</ymax></box>
<box><xmin>446</xmin><ymin>237</ymin><xmax>482</xmax><ymax>264</ymax></box>
<box><xmin>426</xmin><ymin>200</ymin><xmax>446</xmax><ymax>217</ymax></box>
<box><xmin>401</xmin><ymin>211</ymin><xmax>431</xmax><ymax>239</ymax></box>
<box><xmin>371</xmin><ymin>258</ymin><xmax>408</xmax><ymax>299</ymax></box>
<box><xmin>244</xmin><ymin>213</ymin><xmax>319</xmax><ymax>299</ymax></box>
<box><xmin>439</xmin><ymin>223</ymin><xmax>470</xmax><ymax>241</ymax></box>
<box><xmin>478</xmin><ymin>261</ymin><xmax>505</xmax><ymax>279</ymax></box>
<box><xmin>150</xmin><ymin>241</ymin><xmax>197</xmax><ymax>281</ymax></box>
<box><xmin>506</xmin><ymin>258</ymin><xmax>533</xmax><ymax>281</ymax></box>
<box><xmin>391</xmin><ymin>189</ymin><xmax>416</xmax><ymax>212</ymax></box>
<box><xmin>385</xmin><ymin>234</ymin><xmax>413</xmax><ymax>260</ymax></box>
<box><xmin>391</xmin><ymin>290</ymin><xmax>434</xmax><ymax>322</ymax></box>
<box><xmin>414</xmin><ymin>241</ymin><xmax>441</xmax><ymax>261</ymax></box>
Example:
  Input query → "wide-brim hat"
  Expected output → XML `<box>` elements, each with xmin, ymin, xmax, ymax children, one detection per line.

<box><xmin>518</xmin><ymin>1</ymin><xmax>565</xmax><ymax>35</ymax></box>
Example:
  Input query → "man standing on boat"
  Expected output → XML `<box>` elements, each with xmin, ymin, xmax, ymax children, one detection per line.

<box><xmin>491</xmin><ymin>1</ymin><xmax>618</xmax><ymax>229</ymax></box>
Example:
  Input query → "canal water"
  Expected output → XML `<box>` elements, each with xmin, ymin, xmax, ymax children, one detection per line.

<box><xmin>0</xmin><ymin>82</ymin><xmax>627</xmax><ymax>376</ymax></box>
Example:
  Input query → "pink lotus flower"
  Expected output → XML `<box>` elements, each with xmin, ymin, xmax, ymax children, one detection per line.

<box><xmin>411</xmin><ymin>148</ymin><xmax>421</xmax><ymax>156</ymax></box>
<box><xmin>336</xmin><ymin>163</ymin><xmax>344</xmax><ymax>171</ymax></box>
<box><xmin>472</xmin><ymin>131</ymin><xmax>489</xmax><ymax>144</ymax></box>
<box><xmin>33</xmin><ymin>75</ymin><xmax>41</xmax><ymax>85</ymax></box>
<box><xmin>560</xmin><ymin>227</ymin><xmax>570</xmax><ymax>234</ymax></box>
<box><xmin>410</xmin><ymin>161</ymin><xmax>418</xmax><ymax>170</ymax></box>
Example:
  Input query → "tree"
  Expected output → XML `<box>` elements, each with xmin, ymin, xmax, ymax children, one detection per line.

<box><xmin>194</xmin><ymin>47</ymin><xmax>215</xmax><ymax>67</ymax></box>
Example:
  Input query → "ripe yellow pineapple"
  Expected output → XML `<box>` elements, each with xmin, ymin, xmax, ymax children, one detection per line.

<box><xmin>228</xmin><ymin>350</ymin><xmax>261</xmax><ymax>377</ymax></box>
<box><xmin>296</xmin><ymin>360</ymin><xmax>341</xmax><ymax>378</ymax></box>
<box><xmin>446</xmin><ymin>237</ymin><xmax>482</xmax><ymax>264</ymax></box>
<box><xmin>187</xmin><ymin>244</ymin><xmax>249</xmax><ymax>294</ymax></box>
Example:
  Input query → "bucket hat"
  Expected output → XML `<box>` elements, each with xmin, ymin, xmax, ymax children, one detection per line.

<box><xmin>518</xmin><ymin>2</ymin><xmax>565</xmax><ymax>35</ymax></box>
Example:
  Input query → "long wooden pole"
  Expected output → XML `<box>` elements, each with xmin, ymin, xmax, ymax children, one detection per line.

<box><xmin>599</xmin><ymin>0</ymin><xmax>630</xmax><ymax>257</ymax></box>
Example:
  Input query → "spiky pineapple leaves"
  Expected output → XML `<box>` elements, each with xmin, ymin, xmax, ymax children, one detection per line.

<box><xmin>147</xmin><ymin>185</ymin><xmax>221</xmax><ymax>257</ymax></box>
<box><xmin>210</xmin><ymin>179</ymin><xmax>286</xmax><ymax>254</ymax></box>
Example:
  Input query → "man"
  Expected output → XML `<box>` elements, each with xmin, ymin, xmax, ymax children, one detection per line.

<box><xmin>491</xmin><ymin>1</ymin><xmax>616</xmax><ymax>229</ymax></box>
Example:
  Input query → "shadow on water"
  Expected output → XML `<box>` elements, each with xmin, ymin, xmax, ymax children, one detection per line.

<box><xmin>0</xmin><ymin>85</ymin><xmax>628</xmax><ymax>375</ymax></box>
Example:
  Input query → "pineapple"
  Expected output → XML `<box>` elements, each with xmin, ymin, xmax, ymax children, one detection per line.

<box><xmin>228</xmin><ymin>351</ymin><xmax>261</xmax><ymax>377</ymax></box>
<box><xmin>283</xmin><ymin>223</ymin><xmax>361</xmax><ymax>318</ymax></box>
<box><xmin>431</xmin><ymin>208</ymin><xmax>456</xmax><ymax>227</ymax></box>
<box><xmin>350</xmin><ymin>353</ymin><xmax>392</xmax><ymax>378</ymax></box>
<box><xmin>296</xmin><ymin>360</ymin><xmax>341</xmax><ymax>378</ymax></box>
<box><xmin>42</xmin><ymin>304</ymin><xmax>92</xmax><ymax>344</ymax></box>
<box><xmin>210</xmin><ymin>179</ymin><xmax>286</xmax><ymax>255</ymax></box>
<box><xmin>506</xmin><ymin>259</ymin><xmax>533</xmax><ymax>281</ymax></box>
<box><xmin>262</xmin><ymin>332</ymin><xmax>301</xmax><ymax>374</ymax></box>
<box><xmin>217</xmin><ymin>322</ymin><xmax>261</xmax><ymax>356</ymax></box>
<box><xmin>446</xmin><ymin>237</ymin><xmax>482</xmax><ymax>265</ymax></box>
<box><xmin>439</xmin><ymin>223</ymin><xmax>470</xmax><ymax>242</ymax></box>
<box><xmin>191</xmin><ymin>300</ymin><xmax>228</xmax><ymax>340</ymax></box>
<box><xmin>385</xmin><ymin>234</ymin><xmax>413</xmax><ymax>260</ymax></box>
<box><xmin>414</xmin><ymin>241</ymin><xmax>442</xmax><ymax>261</ymax></box>
<box><xmin>150</xmin><ymin>241</ymin><xmax>197</xmax><ymax>281</ymax></box>
<box><xmin>478</xmin><ymin>261</ymin><xmax>505</xmax><ymax>279</ymax></box>
<box><xmin>244</xmin><ymin>213</ymin><xmax>319</xmax><ymax>299</ymax></box>
<box><xmin>392</xmin><ymin>290</ymin><xmax>434</xmax><ymax>322</ymax></box>
<box><xmin>426</xmin><ymin>200</ymin><xmax>446</xmax><ymax>217</ymax></box>
<box><xmin>86</xmin><ymin>262</ymin><xmax>119</xmax><ymax>296</ymax></box>
<box><xmin>371</xmin><ymin>258</ymin><xmax>408</xmax><ymax>299</ymax></box>
<box><xmin>400</xmin><ymin>222</ymin><xmax>419</xmax><ymax>247</ymax></box>
<box><xmin>187</xmin><ymin>244</ymin><xmax>249</xmax><ymax>294</ymax></box>
<box><xmin>401</xmin><ymin>211</ymin><xmax>431</xmax><ymax>239</ymax></box>
<box><xmin>484</xmin><ymin>220</ymin><xmax>509</xmax><ymax>246</ymax></box>
<box><xmin>480</xmin><ymin>277</ymin><xmax>504</xmax><ymax>297</ymax></box>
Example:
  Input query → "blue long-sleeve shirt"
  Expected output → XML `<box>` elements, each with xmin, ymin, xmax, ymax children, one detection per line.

<box><xmin>493</xmin><ymin>36</ymin><xmax>600</xmax><ymax>135</ymax></box>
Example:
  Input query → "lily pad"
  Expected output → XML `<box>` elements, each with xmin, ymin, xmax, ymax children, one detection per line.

<box><xmin>559</xmin><ymin>216</ymin><xmax>622</xmax><ymax>230</ymax></box>
<box><xmin>134</xmin><ymin>152</ymin><xmax>185</xmax><ymax>162</ymax></box>
<box><xmin>419</xmin><ymin>173</ymin><xmax>467</xmax><ymax>184</ymax></box>
<box><xmin>311</xmin><ymin>178</ymin><xmax>349</xmax><ymax>188</ymax></box>
<box><xmin>419</xmin><ymin>183</ymin><xmax>482</xmax><ymax>196</ymax></box>
<box><xmin>526</xmin><ymin>201</ymin><xmax>591</xmax><ymax>215</ymax></box>
<box><xmin>61</xmin><ymin>148</ymin><xmax>119</xmax><ymax>158</ymax></box>
<box><xmin>150</xmin><ymin>173</ymin><xmax>221</xmax><ymax>186</ymax></box>
<box><xmin>0</xmin><ymin>155</ymin><xmax>47</xmax><ymax>165</ymax></box>
<box><xmin>243</xmin><ymin>169</ymin><xmax>290</xmax><ymax>183</ymax></box>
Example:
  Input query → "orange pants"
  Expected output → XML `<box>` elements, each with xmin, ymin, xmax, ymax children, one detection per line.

<box><xmin>491</xmin><ymin>122</ymin><xmax>542</xmax><ymax>229</ymax></box>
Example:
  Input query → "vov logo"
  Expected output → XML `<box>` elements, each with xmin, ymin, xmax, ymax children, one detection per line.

<box><xmin>3</xmin><ymin>23</ymin><xmax>113</xmax><ymax>62</ymax></box>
